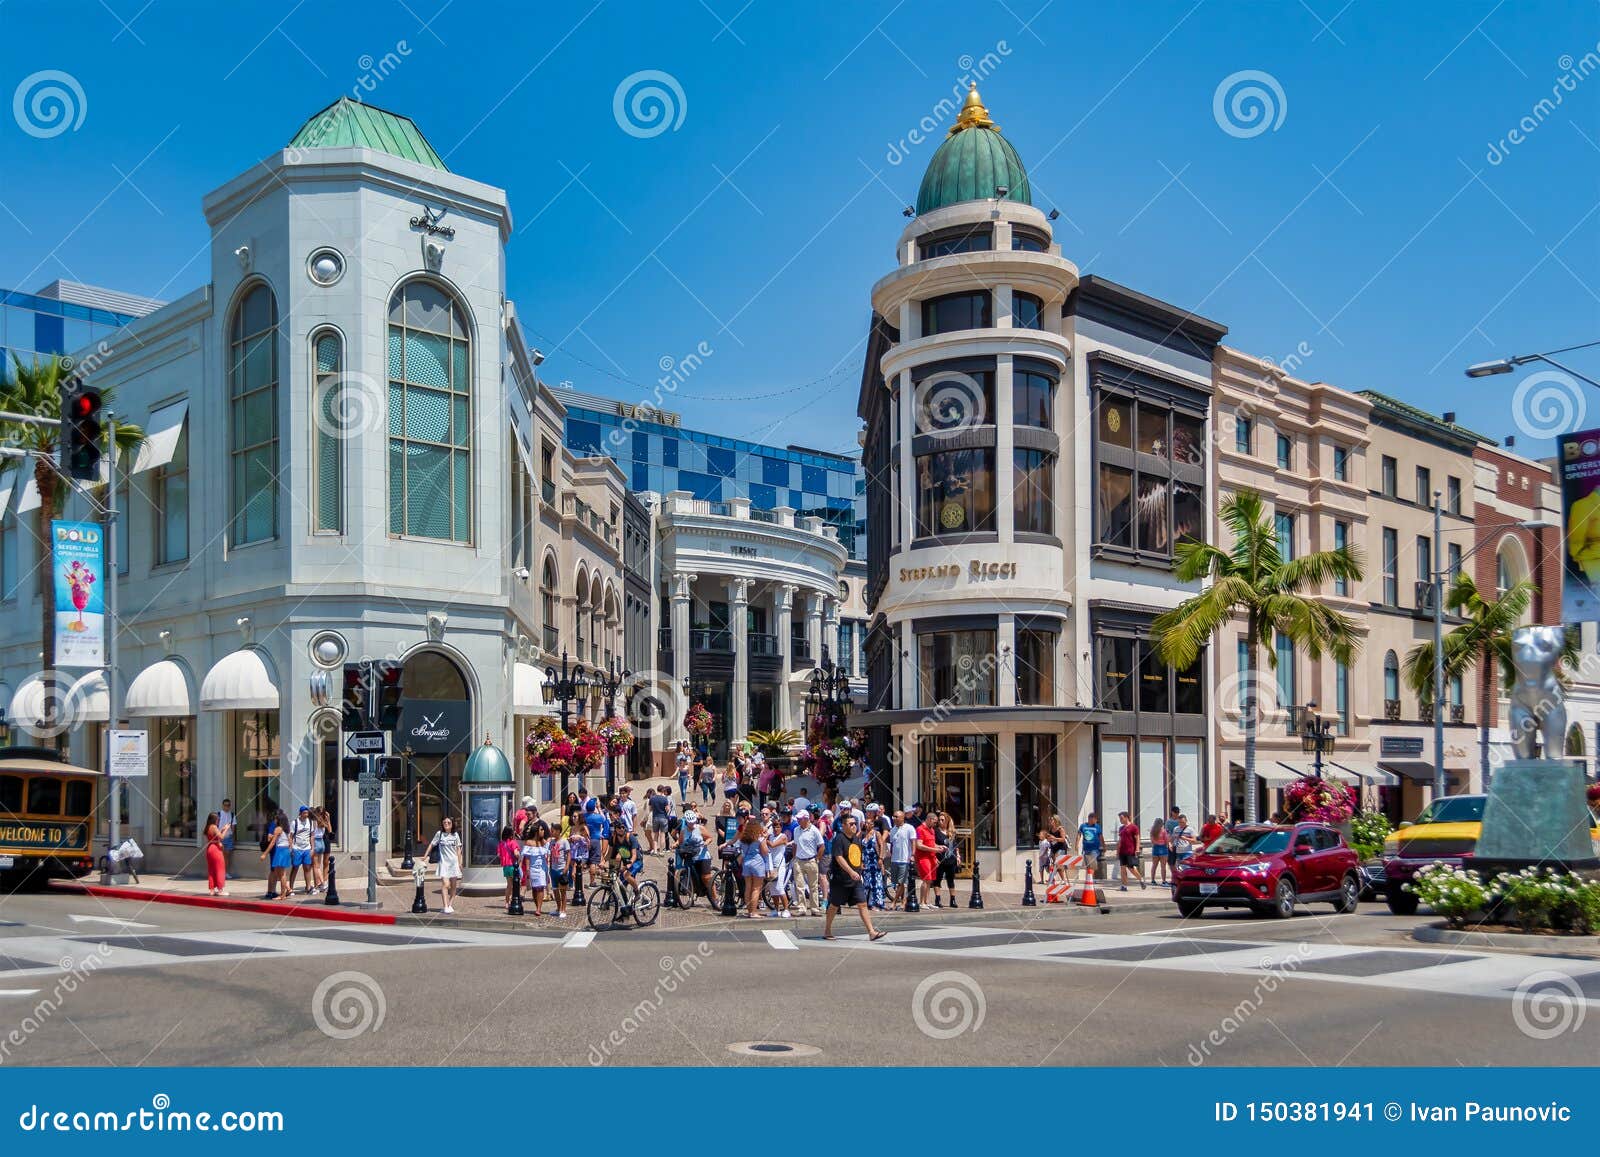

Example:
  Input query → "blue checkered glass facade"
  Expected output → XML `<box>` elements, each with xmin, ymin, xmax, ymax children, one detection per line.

<box><xmin>0</xmin><ymin>288</ymin><xmax>140</xmax><ymax>368</ymax></box>
<box><xmin>562</xmin><ymin>405</ymin><xmax>867</xmax><ymax>560</ymax></box>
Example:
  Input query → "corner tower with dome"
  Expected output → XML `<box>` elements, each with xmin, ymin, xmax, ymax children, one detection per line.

<box><xmin>854</xmin><ymin>84</ymin><xmax>1229</xmax><ymax>880</ymax></box>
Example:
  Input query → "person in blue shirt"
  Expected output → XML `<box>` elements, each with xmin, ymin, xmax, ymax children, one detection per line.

<box><xmin>1078</xmin><ymin>812</ymin><xmax>1104</xmax><ymax>881</ymax></box>
<box><xmin>583</xmin><ymin>799</ymin><xmax>610</xmax><ymax>887</ymax></box>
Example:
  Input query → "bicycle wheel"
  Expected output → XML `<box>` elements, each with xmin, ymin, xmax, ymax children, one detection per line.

<box><xmin>674</xmin><ymin>865</ymin><xmax>696</xmax><ymax>908</ymax></box>
<box><xmin>587</xmin><ymin>886</ymin><xmax>619</xmax><ymax>930</ymax></box>
<box><xmin>702</xmin><ymin>868</ymin><xmax>721</xmax><ymax>910</ymax></box>
<box><xmin>632</xmin><ymin>881</ymin><xmax>661</xmax><ymax>927</ymax></box>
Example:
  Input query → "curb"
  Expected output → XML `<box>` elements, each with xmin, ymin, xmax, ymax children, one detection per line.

<box><xmin>51</xmin><ymin>881</ymin><xmax>398</xmax><ymax>925</ymax></box>
<box><xmin>1412</xmin><ymin>921</ymin><xmax>1600</xmax><ymax>957</ymax></box>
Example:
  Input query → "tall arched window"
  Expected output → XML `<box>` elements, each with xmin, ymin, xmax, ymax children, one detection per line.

<box><xmin>312</xmin><ymin>329</ymin><xmax>343</xmax><ymax>534</ymax></box>
<box><xmin>388</xmin><ymin>281</ymin><xmax>472</xmax><ymax>542</ymax></box>
<box><xmin>229</xmin><ymin>283</ymin><xmax>279</xmax><ymax>545</ymax></box>
<box><xmin>1383</xmin><ymin>651</ymin><xmax>1400</xmax><ymax>704</ymax></box>
<box><xmin>574</xmin><ymin>569</ymin><xmax>588</xmax><ymax>657</ymax></box>
<box><xmin>541</xmin><ymin>556</ymin><xmax>559</xmax><ymax>652</ymax></box>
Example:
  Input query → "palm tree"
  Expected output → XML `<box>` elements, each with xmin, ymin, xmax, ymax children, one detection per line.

<box><xmin>1403</xmin><ymin>571</ymin><xmax>1578</xmax><ymax>776</ymax></box>
<box><xmin>0</xmin><ymin>355</ymin><xmax>144</xmax><ymax>736</ymax></box>
<box><xmin>1150</xmin><ymin>489</ymin><xmax>1364</xmax><ymax>822</ymax></box>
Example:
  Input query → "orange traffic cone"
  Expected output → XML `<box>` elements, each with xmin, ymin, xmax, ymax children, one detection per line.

<box><xmin>1077</xmin><ymin>874</ymin><xmax>1098</xmax><ymax>907</ymax></box>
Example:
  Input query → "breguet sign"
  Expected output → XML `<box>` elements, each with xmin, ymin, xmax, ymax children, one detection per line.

<box><xmin>397</xmin><ymin>699</ymin><xmax>471</xmax><ymax>755</ymax></box>
<box><xmin>899</xmin><ymin>559</ymin><xmax>1019</xmax><ymax>583</ymax></box>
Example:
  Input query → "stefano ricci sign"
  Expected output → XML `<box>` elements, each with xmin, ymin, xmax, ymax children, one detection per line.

<box><xmin>397</xmin><ymin>699</ymin><xmax>471</xmax><ymax>755</ymax></box>
<box><xmin>899</xmin><ymin>559</ymin><xmax>1019</xmax><ymax>583</ymax></box>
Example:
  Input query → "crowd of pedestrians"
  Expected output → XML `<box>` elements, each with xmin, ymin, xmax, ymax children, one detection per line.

<box><xmin>1042</xmin><ymin>807</ymin><xmax>1229</xmax><ymax>891</ymax></box>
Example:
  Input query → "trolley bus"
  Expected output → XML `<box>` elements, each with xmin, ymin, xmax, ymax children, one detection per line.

<box><xmin>0</xmin><ymin>746</ymin><xmax>99</xmax><ymax>887</ymax></box>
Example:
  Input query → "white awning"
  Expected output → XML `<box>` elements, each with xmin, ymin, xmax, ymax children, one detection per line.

<box><xmin>130</xmin><ymin>400</ymin><xmax>188</xmax><ymax>474</ymax></box>
<box><xmin>1329</xmin><ymin>760</ymin><xmax>1400</xmax><ymax>787</ymax></box>
<box><xmin>512</xmin><ymin>661</ymin><xmax>543</xmax><ymax>712</ymax></box>
<box><xmin>1254</xmin><ymin>764</ymin><xmax>1301</xmax><ymax>786</ymax></box>
<box><xmin>9</xmin><ymin>674</ymin><xmax>74</xmax><ymax>733</ymax></box>
<box><xmin>125</xmin><ymin>658</ymin><xmax>194</xmax><ymax>717</ymax></box>
<box><xmin>199</xmin><ymin>648</ymin><xmax>280</xmax><ymax>711</ymax></box>
<box><xmin>67</xmin><ymin>670</ymin><xmax>109</xmax><ymax>723</ymax></box>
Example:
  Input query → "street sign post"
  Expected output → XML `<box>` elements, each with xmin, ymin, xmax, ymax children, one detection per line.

<box><xmin>346</xmin><ymin>731</ymin><xmax>386</xmax><ymax>755</ymax></box>
<box><xmin>362</xmin><ymin>799</ymin><xmax>381</xmax><ymax>827</ymax></box>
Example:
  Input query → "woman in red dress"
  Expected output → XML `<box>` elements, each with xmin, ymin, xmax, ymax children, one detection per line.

<box><xmin>203</xmin><ymin>811</ymin><xmax>228</xmax><ymax>896</ymax></box>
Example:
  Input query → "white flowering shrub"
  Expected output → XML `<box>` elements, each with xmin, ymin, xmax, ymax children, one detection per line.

<box><xmin>1409</xmin><ymin>863</ymin><xmax>1600</xmax><ymax>933</ymax></box>
<box><xmin>1408</xmin><ymin>863</ymin><xmax>1490</xmax><ymax>928</ymax></box>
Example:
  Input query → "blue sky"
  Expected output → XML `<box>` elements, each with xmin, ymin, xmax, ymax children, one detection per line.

<box><xmin>3</xmin><ymin>0</ymin><xmax>1597</xmax><ymax>457</ymax></box>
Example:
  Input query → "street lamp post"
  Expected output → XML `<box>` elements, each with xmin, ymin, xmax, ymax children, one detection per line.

<box><xmin>400</xmin><ymin>746</ymin><xmax>416</xmax><ymax>871</ymax></box>
<box><xmin>1298</xmin><ymin>700</ymin><xmax>1336</xmax><ymax>779</ymax></box>
<box><xmin>594</xmin><ymin>656</ymin><xmax>629</xmax><ymax>796</ymax></box>
<box><xmin>542</xmin><ymin>651</ymin><xmax>588</xmax><ymax>802</ymax></box>
<box><xmin>1465</xmin><ymin>340</ymin><xmax>1600</xmax><ymax>390</ymax></box>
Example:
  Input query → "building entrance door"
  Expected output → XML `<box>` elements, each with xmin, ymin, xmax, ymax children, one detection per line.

<box><xmin>933</xmin><ymin>763</ymin><xmax>975</xmax><ymax>879</ymax></box>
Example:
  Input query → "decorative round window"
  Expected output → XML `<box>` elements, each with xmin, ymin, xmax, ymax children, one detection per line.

<box><xmin>307</xmin><ymin>248</ymin><xmax>345</xmax><ymax>286</ymax></box>
<box><xmin>308</xmin><ymin>630</ymin><xmax>347</xmax><ymax>668</ymax></box>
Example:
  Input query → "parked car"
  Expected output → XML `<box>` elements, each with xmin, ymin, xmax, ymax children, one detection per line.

<box><xmin>1172</xmin><ymin>822</ymin><xmax>1361</xmax><ymax>918</ymax></box>
<box><xmin>1357</xmin><ymin>857</ymin><xmax>1387</xmax><ymax>902</ymax></box>
<box><xmin>1380</xmin><ymin>794</ymin><xmax>1485</xmax><ymax>915</ymax></box>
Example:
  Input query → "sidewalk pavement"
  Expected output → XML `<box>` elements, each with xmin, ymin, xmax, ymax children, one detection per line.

<box><xmin>52</xmin><ymin>855</ymin><xmax>1175</xmax><ymax>931</ymax></box>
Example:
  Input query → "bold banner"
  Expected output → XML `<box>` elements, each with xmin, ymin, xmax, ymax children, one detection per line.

<box><xmin>51</xmin><ymin>519</ymin><xmax>105</xmax><ymax>668</ymax></box>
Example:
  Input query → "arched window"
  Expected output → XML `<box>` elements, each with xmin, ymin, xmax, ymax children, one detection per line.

<box><xmin>388</xmin><ymin>281</ymin><xmax>471</xmax><ymax>542</ymax></box>
<box><xmin>540</xmin><ymin>556</ymin><xmax>559</xmax><ymax>652</ymax></box>
<box><xmin>1496</xmin><ymin>551</ymin><xmax>1512</xmax><ymax>598</ymax></box>
<box><xmin>1568</xmin><ymin>723</ymin><xmax>1585</xmax><ymax>757</ymax></box>
<box><xmin>574</xmin><ymin>569</ymin><xmax>588</xmax><ymax>655</ymax></box>
<box><xmin>229</xmin><ymin>283</ymin><xmax>279</xmax><ymax>545</ymax></box>
<box><xmin>589</xmin><ymin>573</ymin><xmax>603</xmax><ymax>663</ymax></box>
<box><xmin>312</xmin><ymin>329</ymin><xmax>343</xmax><ymax>534</ymax></box>
<box><xmin>1383</xmin><ymin>651</ymin><xmax>1399</xmax><ymax>703</ymax></box>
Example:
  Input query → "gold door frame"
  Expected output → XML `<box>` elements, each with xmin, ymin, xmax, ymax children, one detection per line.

<box><xmin>932</xmin><ymin>762</ymin><xmax>975</xmax><ymax>879</ymax></box>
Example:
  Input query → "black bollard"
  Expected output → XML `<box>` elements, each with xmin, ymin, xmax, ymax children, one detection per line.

<box><xmin>323</xmin><ymin>858</ymin><xmax>340</xmax><ymax>906</ymax></box>
<box><xmin>508</xmin><ymin>867</ymin><xmax>524</xmax><ymax>916</ymax></box>
<box><xmin>905</xmin><ymin>875</ymin><xmax>920</xmax><ymax>913</ymax></box>
<box><xmin>719</xmin><ymin>860</ymin><xmax>739</xmax><ymax>917</ymax></box>
<box><xmin>664</xmin><ymin>859</ymin><xmax>681</xmax><ymax>908</ymax></box>
<box><xmin>570</xmin><ymin>868</ymin><xmax>585</xmax><ymax>908</ymax></box>
<box><xmin>411</xmin><ymin>870</ymin><xmax>429</xmax><ymax>915</ymax></box>
<box><xmin>968</xmin><ymin>858</ymin><xmax>984</xmax><ymax>909</ymax></box>
<box><xmin>1021</xmin><ymin>859</ymin><xmax>1037</xmax><ymax>906</ymax></box>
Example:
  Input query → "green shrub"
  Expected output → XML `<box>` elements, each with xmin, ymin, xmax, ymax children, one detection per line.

<box><xmin>1409</xmin><ymin>863</ymin><xmax>1490</xmax><ymax>929</ymax></box>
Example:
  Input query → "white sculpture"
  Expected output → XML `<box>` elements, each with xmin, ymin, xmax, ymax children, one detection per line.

<box><xmin>1508</xmin><ymin>625</ymin><xmax>1568</xmax><ymax>760</ymax></box>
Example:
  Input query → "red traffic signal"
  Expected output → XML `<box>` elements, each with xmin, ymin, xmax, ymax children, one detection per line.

<box><xmin>62</xmin><ymin>384</ymin><xmax>103</xmax><ymax>481</ymax></box>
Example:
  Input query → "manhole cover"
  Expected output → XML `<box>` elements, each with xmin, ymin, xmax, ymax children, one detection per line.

<box><xmin>726</xmin><ymin>1040</ymin><xmax>820</xmax><ymax>1058</ymax></box>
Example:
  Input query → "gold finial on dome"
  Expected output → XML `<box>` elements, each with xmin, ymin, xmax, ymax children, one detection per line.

<box><xmin>949</xmin><ymin>81</ymin><xmax>998</xmax><ymax>135</ymax></box>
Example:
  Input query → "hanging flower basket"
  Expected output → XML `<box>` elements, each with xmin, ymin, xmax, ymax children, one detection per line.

<box><xmin>1283</xmin><ymin>777</ymin><xmax>1357</xmax><ymax>824</ymax></box>
<box><xmin>525</xmin><ymin>715</ymin><xmax>573</xmax><ymax>777</ymax></box>
<box><xmin>596</xmin><ymin>715</ymin><xmax>633</xmax><ymax>757</ymax></box>
<box><xmin>685</xmin><ymin>702</ymin><xmax>714</xmax><ymax>739</ymax></box>
<box><xmin>569</xmin><ymin>718</ymin><xmax>605</xmax><ymax>772</ymax></box>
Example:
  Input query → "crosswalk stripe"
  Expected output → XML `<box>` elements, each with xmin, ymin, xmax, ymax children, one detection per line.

<box><xmin>562</xmin><ymin>931</ymin><xmax>595</xmax><ymax>949</ymax></box>
<box><xmin>0</xmin><ymin>989</ymin><xmax>40</xmax><ymax>997</ymax></box>
<box><xmin>763</xmin><ymin>930</ymin><xmax>798</xmax><ymax>950</ymax></box>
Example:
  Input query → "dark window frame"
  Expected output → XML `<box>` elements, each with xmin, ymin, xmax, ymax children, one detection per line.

<box><xmin>920</xmin><ymin>291</ymin><xmax>993</xmax><ymax>337</ymax></box>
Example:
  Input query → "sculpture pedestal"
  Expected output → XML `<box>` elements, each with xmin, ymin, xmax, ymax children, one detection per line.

<box><xmin>1474</xmin><ymin>760</ymin><xmax>1600</xmax><ymax>877</ymax></box>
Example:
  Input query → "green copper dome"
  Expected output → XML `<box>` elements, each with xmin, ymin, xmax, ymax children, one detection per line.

<box><xmin>915</xmin><ymin>84</ymin><xmax>1032</xmax><ymax>215</ymax></box>
<box><xmin>462</xmin><ymin>738</ymin><xmax>513</xmax><ymax>784</ymax></box>
<box><xmin>288</xmin><ymin>97</ymin><xmax>448</xmax><ymax>172</ymax></box>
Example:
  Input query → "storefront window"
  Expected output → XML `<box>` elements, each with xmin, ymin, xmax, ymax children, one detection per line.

<box><xmin>231</xmin><ymin>710</ymin><xmax>280</xmax><ymax>851</ymax></box>
<box><xmin>1101</xmin><ymin>635</ymin><xmax>1203</xmax><ymax>717</ymax></box>
<box><xmin>228</xmin><ymin>282</ymin><xmax>278</xmax><ymax>545</ymax></box>
<box><xmin>1014</xmin><ymin>734</ymin><xmax>1056</xmax><ymax>848</ymax></box>
<box><xmin>1015</xmin><ymin>626</ymin><xmax>1056</xmax><ymax>705</ymax></box>
<box><xmin>920</xmin><ymin>291</ymin><xmax>992</xmax><ymax>336</ymax></box>
<box><xmin>1094</xmin><ymin>387</ymin><xmax>1205</xmax><ymax>561</ymax></box>
<box><xmin>1138</xmin><ymin>644</ymin><xmax>1169</xmax><ymax>713</ymax></box>
<box><xmin>1012</xmin><ymin>293</ymin><xmax>1044</xmax><ymax>330</ymax></box>
<box><xmin>915</xmin><ymin>447</ymin><xmax>995</xmax><ymax>536</ymax></box>
<box><xmin>1100</xmin><ymin>637</ymin><xmax>1134</xmax><ymax>711</ymax></box>
<box><xmin>1013</xmin><ymin>371</ymin><xmax>1053</xmax><ymax>428</ymax></box>
<box><xmin>918</xmin><ymin>630</ymin><xmax>996</xmax><ymax>707</ymax></box>
<box><xmin>917</xmin><ymin>734</ymin><xmax>997</xmax><ymax>849</ymax></box>
<box><xmin>153</xmin><ymin>716</ymin><xmax>195</xmax><ymax>842</ymax></box>
<box><xmin>1098</xmin><ymin>464</ymin><xmax>1132</xmax><ymax>547</ymax></box>
<box><xmin>1013</xmin><ymin>449</ymin><xmax>1054</xmax><ymax>535</ymax></box>
<box><xmin>388</xmin><ymin>280</ymin><xmax>472</xmax><ymax>542</ymax></box>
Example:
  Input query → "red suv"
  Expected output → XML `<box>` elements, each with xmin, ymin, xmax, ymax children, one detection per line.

<box><xmin>1172</xmin><ymin>822</ymin><xmax>1361</xmax><ymax>919</ymax></box>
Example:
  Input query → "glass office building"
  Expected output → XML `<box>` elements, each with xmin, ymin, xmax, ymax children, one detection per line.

<box><xmin>551</xmin><ymin>386</ymin><xmax>867</xmax><ymax>559</ymax></box>
<box><xmin>1</xmin><ymin>281</ymin><xmax>159</xmax><ymax>369</ymax></box>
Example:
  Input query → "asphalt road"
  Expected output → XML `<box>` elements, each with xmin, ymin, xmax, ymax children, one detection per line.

<box><xmin>0</xmin><ymin>889</ymin><xmax>1595</xmax><ymax>1067</ymax></box>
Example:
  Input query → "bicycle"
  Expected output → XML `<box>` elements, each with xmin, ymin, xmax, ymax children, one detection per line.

<box><xmin>671</xmin><ymin>850</ymin><xmax>721</xmax><ymax>910</ymax></box>
<box><xmin>587</xmin><ymin>866</ymin><xmax>661</xmax><ymax>929</ymax></box>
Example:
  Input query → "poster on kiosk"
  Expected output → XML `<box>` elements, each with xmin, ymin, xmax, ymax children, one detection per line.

<box><xmin>51</xmin><ymin>518</ymin><xmax>106</xmax><ymax>668</ymax></box>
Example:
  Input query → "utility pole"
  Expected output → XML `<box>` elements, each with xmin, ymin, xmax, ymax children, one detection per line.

<box><xmin>104</xmin><ymin>413</ymin><xmax>124</xmax><ymax>879</ymax></box>
<box><xmin>1432</xmin><ymin>491</ymin><xmax>1446</xmax><ymax>802</ymax></box>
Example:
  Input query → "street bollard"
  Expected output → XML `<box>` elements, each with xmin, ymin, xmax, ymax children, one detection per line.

<box><xmin>968</xmin><ymin>859</ymin><xmax>984</xmax><ymax>909</ymax></box>
<box><xmin>323</xmin><ymin>858</ymin><xmax>340</xmax><ymax>906</ymax></box>
<box><xmin>571</xmin><ymin>869</ymin><xmax>585</xmax><ymax>908</ymax></box>
<box><xmin>411</xmin><ymin>863</ymin><xmax>429</xmax><ymax>915</ymax></box>
<box><xmin>719</xmin><ymin>860</ymin><xmax>739</xmax><ymax>917</ymax></box>
<box><xmin>905</xmin><ymin>874</ymin><xmax>920</xmax><ymax>913</ymax></box>
<box><xmin>664</xmin><ymin>859</ymin><xmax>681</xmax><ymax>908</ymax></box>
<box><xmin>1021</xmin><ymin>859</ymin><xmax>1037</xmax><ymax>906</ymax></box>
<box><xmin>507</xmin><ymin>865</ymin><xmax>524</xmax><ymax>916</ymax></box>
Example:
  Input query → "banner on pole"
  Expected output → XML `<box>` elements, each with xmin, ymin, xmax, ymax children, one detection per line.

<box><xmin>51</xmin><ymin>519</ymin><xmax>105</xmax><ymax>668</ymax></box>
<box><xmin>1560</xmin><ymin>428</ymin><xmax>1600</xmax><ymax>623</ymax></box>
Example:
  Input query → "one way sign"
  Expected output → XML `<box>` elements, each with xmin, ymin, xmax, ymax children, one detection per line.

<box><xmin>345</xmin><ymin>731</ymin><xmax>386</xmax><ymax>754</ymax></box>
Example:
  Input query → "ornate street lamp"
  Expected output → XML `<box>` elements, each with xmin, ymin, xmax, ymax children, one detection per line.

<box><xmin>542</xmin><ymin>651</ymin><xmax>587</xmax><ymax>799</ymax></box>
<box><xmin>594</xmin><ymin>656</ymin><xmax>629</xmax><ymax>796</ymax></box>
<box><xmin>1298</xmin><ymin>700</ymin><xmax>1336</xmax><ymax>779</ymax></box>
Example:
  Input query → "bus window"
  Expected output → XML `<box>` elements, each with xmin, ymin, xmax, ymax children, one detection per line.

<box><xmin>27</xmin><ymin>777</ymin><xmax>61</xmax><ymax>816</ymax></box>
<box><xmin>63</xmin><ymin>779</ymin><xmax>93</xmax><ymax>818</ymax></box>
<box><xmin>0</xmin><ymin>775</ymin><xmax>20</xmax><ymax>813</ymax></box>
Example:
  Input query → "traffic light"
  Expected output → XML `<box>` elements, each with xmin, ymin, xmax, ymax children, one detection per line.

<box><xmin>376</xmin><ymin>755</ymin><xmax>403</xmax><ymax>782</ymax></box>
<box><xmin>341</xmin><ymin>662</ymin><xmax>369</xmax><ymax>732</ymax></box>
<box><xmin>341</xmin><ymin>756</ymin><xmax>365</xmax><ymax>782</ymax></box>
<box><xmin>62</xmin><ymin>383</ymin><xmax>104</xmax><ymax>481</ymax></box>
<box><xmin>374</xmin><ymin>663</ymin><xmax>405</xmax><ymax>731</ymax></box>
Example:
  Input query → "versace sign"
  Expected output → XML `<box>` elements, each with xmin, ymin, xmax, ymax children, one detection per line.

<box><xmin>396</xmin><ymin>698</ymin><xmax>471</xmax><ymax>755</ymax></box>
